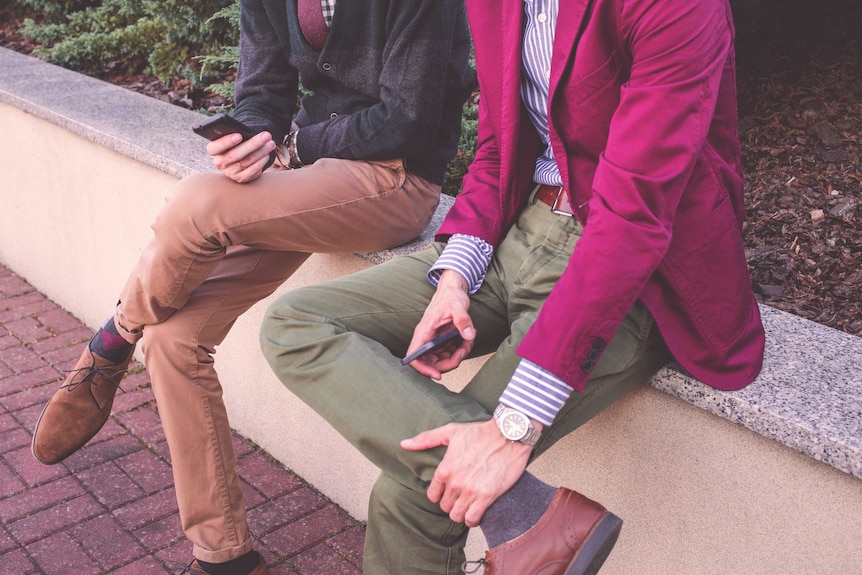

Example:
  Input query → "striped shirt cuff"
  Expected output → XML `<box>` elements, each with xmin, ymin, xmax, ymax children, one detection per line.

<box><xmin>428</xmin><ymin>234</ymin><xmax>494</xmax><ymax>295</ymax></box>
<box><xmin>500</xmin><ymin>359</ymin><xmax>574</xmax><ymax>427</ymax></box>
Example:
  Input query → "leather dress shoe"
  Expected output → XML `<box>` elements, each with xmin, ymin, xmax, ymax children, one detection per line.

<box><xmin>171</xmin><ymin>558</ymin><xmax>269</xmax><ymax>574</ymax></box>
<box><xmin>465</xmin><ymin>487</ymin><xmax>622</xmax><ymax>575</ymax></box>
<box><xmin>31</xmin><ymin>335</ymin><xmax>135</xmax><ymax>464</ymax></box>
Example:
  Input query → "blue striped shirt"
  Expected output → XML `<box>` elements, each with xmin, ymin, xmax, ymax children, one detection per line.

<box><xmin>428</xmin><ymin>0</ymin><xmax>572</xmax><ymax>427</ymax></box>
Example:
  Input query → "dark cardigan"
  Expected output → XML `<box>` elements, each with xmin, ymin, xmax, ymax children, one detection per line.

<box><xmin>233</xmin><ymin>0</ymin><xmax>475</xmax><ymax>185</ymax></box>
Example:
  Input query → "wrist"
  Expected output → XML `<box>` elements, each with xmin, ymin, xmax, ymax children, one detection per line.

<box><xmin>437</xmin><ymin>269</ymin><xmax>469</xmax><ymax>293</ymax></box>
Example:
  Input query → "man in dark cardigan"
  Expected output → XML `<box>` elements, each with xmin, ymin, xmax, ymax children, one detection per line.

<box><xmin>31</xmin><ymin>1</ymin><xmax>474</xmax><ymax>574</ymax></box>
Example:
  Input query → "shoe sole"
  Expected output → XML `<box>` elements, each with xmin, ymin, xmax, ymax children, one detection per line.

<box><xmin>565</xmin><ymin>512</ymin><xmax>623</xmax><ymax>575</ymax></box>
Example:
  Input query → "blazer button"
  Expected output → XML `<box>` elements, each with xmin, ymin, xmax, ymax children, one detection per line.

<box><xmin>322</xmin><ymin>62</ymin><xmax>332</xmax><ymax>71</ymax></box>
<box><xmin>581</xmin><ymin>359</ymin><xmax>594</xmax><ymax>373</ymax></box>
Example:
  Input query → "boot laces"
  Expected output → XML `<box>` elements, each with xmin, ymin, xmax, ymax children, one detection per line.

<box><xmin>462</xmin><ymin>558</ymin><xmax>488</xmax><ymax>573</ymax></box>
<box><xmin>163</xmin><ymin>559</ymin><xmax>207</xmax><ymax>574</ymax></box>
<box><xmin>60</xmin><ymin>353</ymin><xmax>127</xmax><ymax>393</ymax></box>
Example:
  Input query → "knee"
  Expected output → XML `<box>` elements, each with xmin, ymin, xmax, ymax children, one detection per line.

<box><xmin>152</xmin><ymin>173</ymin><xmax>223</xmax><ymax>240</ymax></box>
<box><xmin>259</xmin><ymin>292</ymin><xmax>320</xmax><ymax>380</ymax></box>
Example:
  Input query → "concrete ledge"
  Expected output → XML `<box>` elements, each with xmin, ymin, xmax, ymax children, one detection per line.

<box><xmin>2</xmin><ymin>47</ymin><xmax>861</xmax><ymax>573</ymax></box>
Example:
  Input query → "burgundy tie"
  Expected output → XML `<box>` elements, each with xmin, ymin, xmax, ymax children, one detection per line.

<box><xmin>297</xmin><ymin>0</ymin><xmax>329</xmax><ymax>51</ymax></box>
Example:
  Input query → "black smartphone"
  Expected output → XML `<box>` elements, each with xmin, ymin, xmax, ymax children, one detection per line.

<box><xmin>401</xmin><ymin>329</ymin><xmax>462</xmax><ymax>365</ymax></box>
<box><xmin>192</xmin><ymin>113</ymin><xmax>259</xmax><ymax>142</ymax></box>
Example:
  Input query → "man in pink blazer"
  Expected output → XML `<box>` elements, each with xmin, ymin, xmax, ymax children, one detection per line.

<box><xmin>261</xmin><ymin>0</ymin><xmax>766</xmax><ymax>573</ymax></box>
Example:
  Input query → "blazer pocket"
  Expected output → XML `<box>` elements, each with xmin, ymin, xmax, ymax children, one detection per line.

<box><xmin>566</xmin><ymin>51</ymin><xmax>622</xmax><ymax>105</ymax></box>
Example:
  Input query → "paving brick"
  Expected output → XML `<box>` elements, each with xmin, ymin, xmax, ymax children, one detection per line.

<box><xmin>236</xmin><ymin>450</ymin><xmax>304</xmax><ymax>500</ymax></box>
<box><xmin>0</xmin><ymin>411</ymin><xmax>20</xmax><ymax>433</ymax></box>
<box><xmin>112</xmin><ymin>383</ymin><xmax>155</xmax><ymax>415</ymax></box>
<box><xmin>247</xmin><ymin>486</ymin><xmax>330</xmax><ymax>537</ymax></box>
<box><xmin>77</xmin><ymin>461</ymin><xmax>146</xmax><ymax>509</ymax></box>
<box><xmin>325</xmin><ymin>524</ymin><xmax>365</xmax><ymax>569</ymax></box>
<box><xmin>232</xmin><ymin>434</ymin><xmax>255</xmax><ymax>459</ymax></box>
<box><xmin>115</xmin><ymin>406</ymin><xmax>165</xmax><ymax>446</ymax></box>
<box><xmin>3</xmin><ymin>317</ymin><xmax>52</xmax><ymax>345</ymax></box>
<box><xmin>40</xmin><ymin>343</ymin><xmax>87</xmax><ymax>368</ymax></box>
<box><xmin>0</xmin><ymin>365</ymin><xmax>61</xmax><ymax>396</ymax></box>
<box><xmin>241</xmin><ymin>477</ymin><xmax>267</xmax><ymax>510</ymax></box>
<box><xmin>70</xmin><ymin>513</ymin><xmax>148</xmax><ymax>571</ymax></box>
<box><xmin>131</xmin><ymin>512</ymin><xmax>184</xmax><ymax>551</ymax></box>
<box><xmin>2</xmin><ymin>445</ymin><xmax>70</xmax><ymax>488</ymax></box>
<box><xmin>0</xmin><ymin>548</ymin><xmax>37</xmax><ymax>574</ymax></box>
<box><xmin>113</xmin><ymin>488</ymin><xmax>178</xmax><ymax>531</ymax></box>
<box><xmin>0</xmin><ymin>275</ymin><xmax>34</xmax><ymax>298</ymax></box>
<box><xmin>0</xmin><ymin>459</ymin><xmax>26</xmax><ymax>500</ymax></box>
<box><xmin>0</xmin><ymin>293</ymin><xmax>55</xmax><ymax>324</ymax></box>
<box><xmin>0</xmin><ymin>345</ymin><xmax>45</xmax><ymax>375</ymax></box>
<box><xmin>0</xmin><ymin>334</ymin><xmax>18</xmax><ymax>351</ymax></box>
<box><xmin>63</xmin><ymin>435</ymin><xmax>144</xmax><ymax>473</ymax></box>
<box><xmin>292</xmin><ymin>541</ymin><xmax>363</xmax><ymax>575</ymax></box>
<box><xmin>0</xmin><ymin>524</ymin><xmax>19</xmax><ymax>554</ymax></box>
<box><xmin>0</xmin><ymin>362</ymin><xmax>12</xmax><ymax>380</ymax></box>
<box><xmin>8</xmin><ymin>493</ymin><xmax>104</xmax><ymax>545</ymax></box>
<box><xmin>12</xmin><ymin>402</ymin><xmax>45</xmax><ymax>435</ymax></box>
<box><xmin>0</xmin><ymin>426</ymin><xmax>31</xmax><ymax>454</ymax></box>
<box><xmin>116</xmin><ymin>449</ymin><xmax>174</xmax><ymax>494</ymax></box>
<box><xmin>26</xmin><ymin>530</ymin><xmax>101</xmax><ymax>575</ymax></box>
<box><xmin>262</xmin><ymin>505</ymin><xmax>356</xmax><ymax>559</ymax></box>
<box><xmin>0</xmin><ymin>476</ymin><xmax>83</xmax><ymax>523</ymax></box>
<box><xmin>0</xmin><ymin>376</ymin><xmax>58</xmax><ymax>411</ymax></box>
<box><xmin>34</xmin><ymin>308</ymin><xmax>87</xmax><ymax>336</ymax></box>
<box><xmin>111</xmin><ymin>555</ymin><xmax>173</xmax><ymax>575</ymax></box>
<box><xmin>29</xmin><ymin>327</ymin><xmax>93</xmax><ymax>354</ymax></box>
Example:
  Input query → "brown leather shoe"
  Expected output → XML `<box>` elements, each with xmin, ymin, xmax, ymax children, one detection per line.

<box><xmin>31</xmin><ymin>337</ymin><xmax>135</xmax><ymax>464</ymax></box>
<box><xmin>464</xmin><ymin>488</ymin><xmax>622</xmax><ymax>575</ymax></box>
<box><xmin>170</xmin><ymin>558</ymin><xmax>269</xmax><ymax>574</ymax></box>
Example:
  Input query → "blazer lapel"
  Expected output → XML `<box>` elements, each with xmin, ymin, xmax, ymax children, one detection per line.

<box><xmin>499</xmin><ymin>1</ymin><xmax>525</xmax><ymax>194</ymax></box>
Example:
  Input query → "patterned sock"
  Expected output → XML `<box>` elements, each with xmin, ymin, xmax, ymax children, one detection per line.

<box><xmin>197</xmin><ymin>551</ymin><xmax>261</xmax><ymax>575</ymax></box>
<box><xmin>480</xmin><ymin>472</ymin><xmax>557</xmax><ymax>548</ymax></box>
<box><xmin>89</xmin><ymin>317</ymin><xmax>133</xmax><ymax>362</ymax></box>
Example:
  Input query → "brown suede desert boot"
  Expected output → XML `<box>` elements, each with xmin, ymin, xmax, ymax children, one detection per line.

<box><xmin>31</xmin><ymin>340</ymin><xmax>135</xmax><ymax>464</ymax></box>
<box><xmin>171</xmin><ymin>558</ymin><xmax>268</xmax><ymax>575</ymax></box>
<box><xmin>464</xmin><ymin>487</ymin><xmax>622</xmax><ymax>575</ymax></box>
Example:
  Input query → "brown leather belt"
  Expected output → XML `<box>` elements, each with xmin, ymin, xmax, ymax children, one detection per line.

<box><xmin>534</xmin><ymin>184</ymin><xmax>574</xmax><ymax>217</ymax></box>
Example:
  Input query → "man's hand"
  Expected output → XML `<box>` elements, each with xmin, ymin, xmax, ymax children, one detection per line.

<box><xmin>404</xmin><ymin>270</ymin><xmax>475</xmax><ymax>379</ymax></box>
<box><xmin>401</xmin><ymin>419</ymin><xmax>537</xmax><ymax>527</ymax></box>
<box><xmin>208</xmin><ymin>131</ymin><xmax>277</xmax><ymax>183</ymax></box>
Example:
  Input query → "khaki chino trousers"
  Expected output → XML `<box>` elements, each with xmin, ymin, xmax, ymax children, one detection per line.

<box><xmin>260</xmin><ymin>196</ymin><xmax>671</xmax><ymax>574</ymax></box>
<box><xmin>113</xmin><ymin>158</ymin><xmax>440</xmax><ymax>563</ymax></box>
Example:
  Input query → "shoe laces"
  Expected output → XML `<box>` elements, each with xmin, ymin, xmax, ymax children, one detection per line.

<box><xmin>462</xmin><ymin>558</ymin><xmax>487</xmax><ymax>573</ymax></box>
<box><xmin>61</xmin><ymin>355</ymin><xmax>128</xmax><ymax>393</ymax></box>
<box><xmin>163</xmin><ymin>560</ymin><xmax>208</xmax><ymax>574</ymax></box>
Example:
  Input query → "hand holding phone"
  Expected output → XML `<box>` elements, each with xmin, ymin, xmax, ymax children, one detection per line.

<box><xmin>401</xmin><ymin>329</ymin><xmax>462</xmax><ymax>365</ymax></box>
<box><xmin>192</xmin><ymin>113</ymin><xmax>259</xmax><ymax>143</ymax></box>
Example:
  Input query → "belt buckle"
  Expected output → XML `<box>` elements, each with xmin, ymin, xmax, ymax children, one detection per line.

<box><xmin>549</xmin><ymin>186</ymin><xmax>571</xmax><ymax>217</ymax></box>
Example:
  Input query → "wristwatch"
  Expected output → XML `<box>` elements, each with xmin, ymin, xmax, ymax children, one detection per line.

<box><xmin>493</xmin><ymin>404</ymin><xmax>540</xmax><ymax>446</ymax></box>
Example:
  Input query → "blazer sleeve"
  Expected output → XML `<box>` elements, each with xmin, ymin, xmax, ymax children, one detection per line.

<box><xmin>518</xmin><ymin>0</ymin><xmax>737</xmax><ymax>390</ymax></box>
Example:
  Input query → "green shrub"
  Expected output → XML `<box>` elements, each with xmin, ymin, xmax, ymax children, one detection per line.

<box><xmin>16</xmin><ymin>0</ymin><xmax>237</xmax><ymax>82</ymax></box>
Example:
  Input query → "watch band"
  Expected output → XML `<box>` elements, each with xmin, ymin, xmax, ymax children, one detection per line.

<box><xmin>284</xmin><ymin>130</ymin><xmax>303</xmax><ymax>169</ymax></box>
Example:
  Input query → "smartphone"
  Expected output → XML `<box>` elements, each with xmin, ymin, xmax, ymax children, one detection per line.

<box><xmin>192</xmin><ymin>113</ymin><xmax>259</xmax><ymax>142</ymax></box>
<box><xmin>401</xmin><ymin>329</ymin><xmax>462</xmax><ymax>365</ymax></box>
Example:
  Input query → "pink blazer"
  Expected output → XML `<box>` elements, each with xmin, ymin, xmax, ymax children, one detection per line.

<box><xmin>438</xmin><ymin>0</ymin><xmax>765</xmax><ymax>392</ymax></box>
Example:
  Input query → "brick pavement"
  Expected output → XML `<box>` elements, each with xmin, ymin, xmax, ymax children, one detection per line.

<box><xmin>0</xmin><ymin>264</ymin><xmax>365</xmax><ymax>575</ymax></box>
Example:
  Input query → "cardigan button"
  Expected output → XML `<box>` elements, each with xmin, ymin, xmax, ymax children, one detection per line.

<box><xmin>581</xmin><ymin>359</ymin><xmax>594</xmax><ymax>373</ymax></box>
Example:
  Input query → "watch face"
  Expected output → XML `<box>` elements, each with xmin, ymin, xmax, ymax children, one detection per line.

<box><xmin>500</xmin><ymin>412</ymin><xmax>529</xmax><ymax>441</ymax></box>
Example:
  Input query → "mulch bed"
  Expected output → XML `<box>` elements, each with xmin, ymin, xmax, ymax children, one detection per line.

<box><xmin>2</xmin><ymin>4</ymin><xmax>860</xmax><ymax>336</ymax></box>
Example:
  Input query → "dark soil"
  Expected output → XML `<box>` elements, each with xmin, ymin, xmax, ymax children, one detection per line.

<box><xmin>2</xmin><ymin>3</ymin><xmax>860</xmax><ymax>336</ymax></box>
